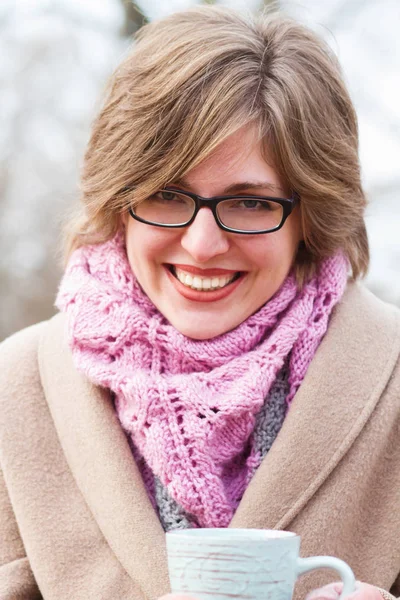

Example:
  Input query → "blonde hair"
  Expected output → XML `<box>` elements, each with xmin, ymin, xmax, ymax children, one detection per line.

<box><xmin>64</xmin><ymin>5</ymin><xmax>369</xmax><ymax>283</ymax></box>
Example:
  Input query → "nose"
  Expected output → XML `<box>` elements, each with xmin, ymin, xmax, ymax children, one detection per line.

<box><xmin>180</xmin><ymin>207</ymin><xmax>230</xmax><ymax>263</ymax></box>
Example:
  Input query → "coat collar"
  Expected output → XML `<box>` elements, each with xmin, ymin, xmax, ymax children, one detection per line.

<box><xmin>38</xmin><ymin>317</ymin><xmax>169</xmax><ymax>599</ymax></box>
<box><xmin>38</xmin><ymin>283</ymin><xmax>400</xmax><ymax>598</ymax></box>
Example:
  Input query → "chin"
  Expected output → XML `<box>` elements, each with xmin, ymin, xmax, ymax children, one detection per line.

<box><xmin>170</xmin><ymin>319</ymin><xmax>232</xmax><ymax>340</ymax></box>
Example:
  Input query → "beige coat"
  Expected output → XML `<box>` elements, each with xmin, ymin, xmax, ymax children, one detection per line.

<box><xmin>0</xmin><ymin>283</ymin><xmax>399</xmax><ymax>600</ymax></box>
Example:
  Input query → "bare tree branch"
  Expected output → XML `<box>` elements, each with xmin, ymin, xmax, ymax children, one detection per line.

<box><xmin>120</xmin><ymin>0</ymin><xmax>149</xmax><ymax>36</ymax></box>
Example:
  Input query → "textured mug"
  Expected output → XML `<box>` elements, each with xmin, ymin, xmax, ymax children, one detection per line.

<box><xmin>166</xmin><ymin>529</ymin><xmax>355</xmax><ymax>600</ymax></box>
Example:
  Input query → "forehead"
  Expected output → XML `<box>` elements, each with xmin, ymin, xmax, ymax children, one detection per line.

<box><xmin>175</xmin><ymin>124</ymin><xmax>284</xmax><ymax>194</ymax></box>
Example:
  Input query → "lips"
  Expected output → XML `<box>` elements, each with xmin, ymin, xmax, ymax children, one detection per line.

<box><xmin>171</xmin><ymin>264</ymin><xmax>240</xmax><ymax>277</ymax></box>
<box><xmin>171</xmin><ymin>265</ymin><xmax>240</xmax><ymax>292</ymax></box>
<box><xmin>165</xmin><ymin>264</ymin><xmax>245</xmax><ymax>302</ymax></box>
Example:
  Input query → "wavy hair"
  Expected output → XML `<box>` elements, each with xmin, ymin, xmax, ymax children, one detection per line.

<box><xmin>64</xmin><ymin>5</ymin><xmax>369</xmax><ymax>284</ymax></box>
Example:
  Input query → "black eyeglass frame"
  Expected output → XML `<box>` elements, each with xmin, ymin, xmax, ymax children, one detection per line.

<box><xmin>128</xmin><ymin>187</ymin><xmax>300</xmax><ymax>234</ymax></box>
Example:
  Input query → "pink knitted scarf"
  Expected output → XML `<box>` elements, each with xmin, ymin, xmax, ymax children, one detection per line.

<box><xmin>56</xmin><ymin>232</ymin><xmax>348</xmax><ymax>527</ymax></box>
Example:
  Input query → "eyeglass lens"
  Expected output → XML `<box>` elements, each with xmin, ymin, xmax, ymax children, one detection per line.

<box><xmin>133</xmin><ymin>190</ymin><xmax>284</xmax><ymax>231</ymax></box>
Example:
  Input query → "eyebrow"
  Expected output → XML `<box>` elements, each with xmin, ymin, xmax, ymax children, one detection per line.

<box><xmin>173</xmin><ymin>177</ymin><xmax>285</xmax><ymax>196</ymax></box>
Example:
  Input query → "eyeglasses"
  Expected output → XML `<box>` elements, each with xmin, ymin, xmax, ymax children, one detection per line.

<box><xmin>128</xmin><ymin>188</ymin><xmax>299</xmax><ymax>234</ymax></box>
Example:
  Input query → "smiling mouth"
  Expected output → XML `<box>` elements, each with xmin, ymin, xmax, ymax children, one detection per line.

<box><xmin>168</xmin><ymin>265</ymin><xmax>242</xmax><ymax>292</ymax></box>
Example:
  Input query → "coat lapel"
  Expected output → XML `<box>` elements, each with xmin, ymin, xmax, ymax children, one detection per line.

<box><xmin>231</xmin><ymin>283</ymin><xmax>400</xmax><ymax>530</ymax></box>
<box><xmin>38</xmin><ymin>313</ymin><xmax>170</xmax><ymax>599</ymax></box>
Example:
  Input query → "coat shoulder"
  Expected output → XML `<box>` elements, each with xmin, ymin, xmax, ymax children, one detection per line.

<box><xmin>0</xmin><ymin>320</ymin><xmax>57</xmax><ymax>424</ymax></box>
<box><xmin>0</xmin><ymin>321</ymin><xmax>48</xmax><ymax>384</ymax></box>
<box><xmin>342</xmin><ymin>283</ymin><xmax>400</xmax><ymax>406</ymax></box>
<box><xmin>338</xmin><ymin>282</ymin><xmax>400</xmax><ymax>358</ymax></box>
<box><xmin>343</xmin><ymin>282</ymin><xmax>400</xmax><ymax>325</ymax></box>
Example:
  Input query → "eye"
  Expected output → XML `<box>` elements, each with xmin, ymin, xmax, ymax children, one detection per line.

<box><xmin>241</xmin><ymin>199</ymin><xmax>259</xmax><ymax>209</ymax></box>
<box><xmin>149</xmin><ymin>190</ymin><xmax>184</xmax><ymax>203</ymax></box>
<box><xmin>231</xmin><ymin>198</ymin><xmax>275</xmax><ymax>211</ymax></box>
<box><xmin>160</xmin><ymin>190</ymin><xmax>177</xmax><ymax>201</ymax></box>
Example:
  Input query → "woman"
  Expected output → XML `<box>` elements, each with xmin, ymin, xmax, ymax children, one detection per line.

<box><xmin>0</xmin><ymin>6</ymin><xmax>399</xmax><ymax>600</ymax></box>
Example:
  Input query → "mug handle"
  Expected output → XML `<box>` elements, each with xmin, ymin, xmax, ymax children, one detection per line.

<box><xmin>296</xmin><ymin>556</ymin><xmax>356</xmax><ymax>600</ymax></box>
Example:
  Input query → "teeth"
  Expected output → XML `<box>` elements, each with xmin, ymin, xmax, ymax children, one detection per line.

<box><xmin>193</xmin><ymin>276</ymin><xmax>202</xmax><ymax>289</ymax></box>
<box><xmin>174</xmin><ymin>268</ymin><xmax>237</xmax><ymax>291</ymax></box>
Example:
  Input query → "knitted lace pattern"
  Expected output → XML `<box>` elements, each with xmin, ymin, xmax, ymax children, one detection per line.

<box><xmin>56</xmin><ymin>232</ymin><xmax>348</xmax><ymax>528</ymax></box>
<box><xmin>155</xmin><ymin>362</ymin><xmax>289</xmax><ymax>531</ymax></box>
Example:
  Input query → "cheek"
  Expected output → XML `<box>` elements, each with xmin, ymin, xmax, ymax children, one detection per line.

<box><xmin>125</xmin><ymin>222</ymin><xmax>179</xmax><ymax>271</ymax></box>
<box><xmin>240</xmin><ymin>232</ymin><xmax>297</xmax><ymax>271</ymax></box>
<box><xmin>125</xmin><ymin>222</ymin><xmax>149</xmax><ymax>272</ymax></box>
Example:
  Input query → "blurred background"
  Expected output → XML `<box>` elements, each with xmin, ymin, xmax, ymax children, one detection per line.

<box><xmin>1</xmin><ymin>0</ymin><xmax>399</xmax><ymax>341</ymax></box>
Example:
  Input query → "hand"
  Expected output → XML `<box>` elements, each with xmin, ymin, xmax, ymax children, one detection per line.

<box><xmin>158</xmin><ymin>582</ymin><xmax>388</xmax><ymax>600</ymax></box>
<box><xmin>306</xmin><ymin>581</ymin><xmax>387</xmax><ymax>600</ymax></box>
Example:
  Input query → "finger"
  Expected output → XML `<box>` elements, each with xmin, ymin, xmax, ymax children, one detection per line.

<box><xmin>306</xmin><ymin>583</ymin><xmax>342</xmax><ymax>600</ymax></box>
<box><xmin>306</xmin><ymin>581</ymin><xmax>361</xmax><ymax>600</ymax></box>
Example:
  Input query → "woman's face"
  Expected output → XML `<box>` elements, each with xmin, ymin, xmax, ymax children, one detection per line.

<box><xmin>124</xmin><ymin>125</ymin><xmax>302</xmax><ymax>339</ymax></box>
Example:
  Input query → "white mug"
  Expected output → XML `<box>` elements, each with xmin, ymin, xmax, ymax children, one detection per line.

<box><xmin>166</xmin><ymin>529</ymin><xmax>355</xmax><ymax>600</ymax></box>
